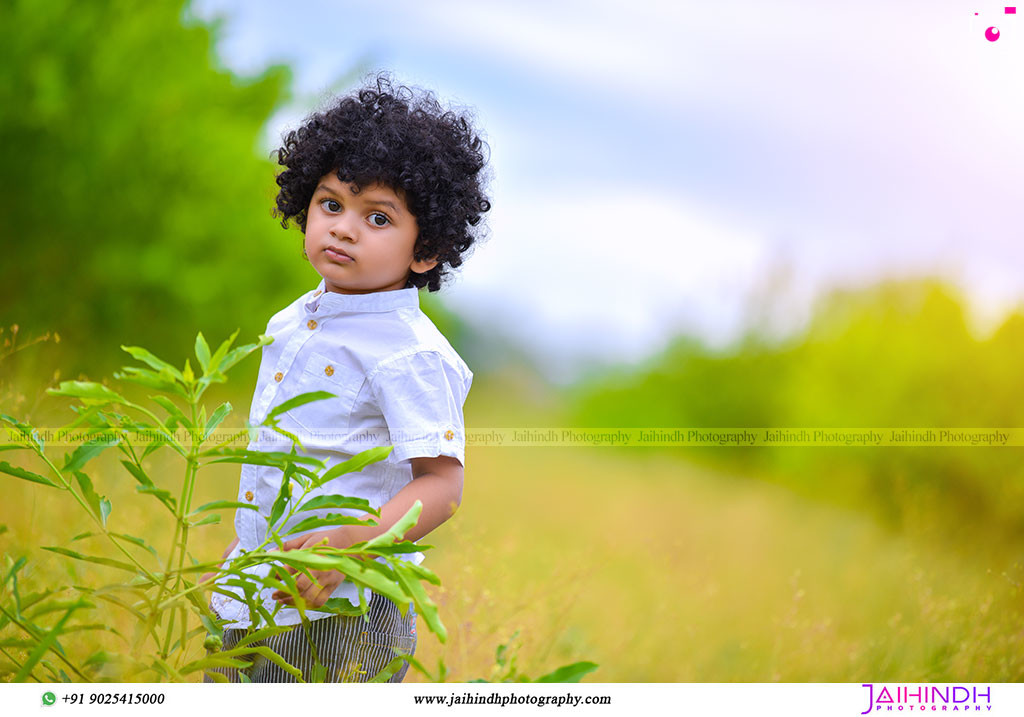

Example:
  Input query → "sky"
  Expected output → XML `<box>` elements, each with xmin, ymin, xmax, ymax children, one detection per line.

<box><xmin>188</xmin><ymin>0</ymin><xmax>1024</xmax><ymax>384</ymax></box>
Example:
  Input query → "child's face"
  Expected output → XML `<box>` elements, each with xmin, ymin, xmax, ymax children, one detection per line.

<box><xmin>303</xmin><ymin>171</ymin><xmax>437</xmax><ymax>294</ymax></box>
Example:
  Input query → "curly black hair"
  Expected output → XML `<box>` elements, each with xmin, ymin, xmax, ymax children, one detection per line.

<box><xmin>272</xmin><ymin>70</ymin><xmax>492</xmax><ymax>292</ymax></box>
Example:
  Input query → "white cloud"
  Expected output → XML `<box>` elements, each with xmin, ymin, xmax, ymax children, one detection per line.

<box><xmin>447</xmin><ymin>184</ymin><xmax>770</xmax><ymax>372</ymax></box>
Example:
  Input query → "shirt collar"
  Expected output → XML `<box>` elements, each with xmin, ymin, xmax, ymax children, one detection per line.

<box><xmin>303</xmin><ymin>278</ymin><xmax>420</xmax><ymax>315</ymax></box>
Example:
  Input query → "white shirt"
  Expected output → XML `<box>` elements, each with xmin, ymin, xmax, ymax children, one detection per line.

<box><xmin>210</xmin><ymin>278</ymin><xmax>473</xmax><ymax>629</ymax></box>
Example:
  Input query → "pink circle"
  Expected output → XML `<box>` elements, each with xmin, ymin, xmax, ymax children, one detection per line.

<box><xmin>986</xmin><ymin>26</ymin><xmax>1001</xmax><ymax>41</ymax></box>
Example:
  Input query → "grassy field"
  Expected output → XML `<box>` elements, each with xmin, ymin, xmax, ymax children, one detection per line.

<box><xmin>419</xmin><ymin>446</ymin><xmax>1024</xmax><ymax>682</ymax></box>
<box><xmin>3</xmin><ymin>372</ymin><xmax>1023</xmax><ymax>682</ymax></box>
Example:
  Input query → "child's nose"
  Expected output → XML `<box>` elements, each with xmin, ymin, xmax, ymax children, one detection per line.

<box><xmin>329</xmin><ymin>213</ymin><xmax>360</xmax><ymax>241</ymax></box>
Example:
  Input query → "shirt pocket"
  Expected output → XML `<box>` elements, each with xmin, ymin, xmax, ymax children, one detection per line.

<box><xmin>285</xmin><ymin>352</ymin><xmax>364</xmax><ymax>436</ymax></box>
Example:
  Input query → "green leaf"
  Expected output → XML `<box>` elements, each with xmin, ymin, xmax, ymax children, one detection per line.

<box><xmin>190</xmin><ymin>514</ymin><xmax>220</xmax><ymax>527</ymax></box>
<box><xmin>0</xmin><ymin>460</ymin><xmax>58</xmax><ymax>488</ymax></box>
<box><xmin>328</xmin><ymin>556</ymin><xmax>409</xmax><ymax>605</ymax></box>
<box><xmin>199</xmin><ymin>613</ymin><xmax>223</xmax><ymax>640</ymax></box>
<box><xmin>203</xmin><ymin>402</ymin><xmax>232</xmax><ymax>441</ymax></box>
<box><xmin>534</xmin><ymin>661</ymin><xmax>600</xmax><ymax>683</ymax></box>
<box><xmin>201</xmin><ymin>448</ymin><xmax>324</xmax><ymax>469</ymax></box>
<box><xmin>288</xmin><ymin>465</ymin><xmax>314</xmax><ymax>491</ymax></box>
<box><xmin>139</xmin><ymin>430</ymin><xmax>184</xmax><ymax>459</ymax></box>
<box><xmin>41</xmin><ymin>547</ymin><xmax>137</xmax><ymax>574</ymax></box>
<box><xmin>320</xmin><ymin>597</ymin><xmax>372</xmax><ymax>617</ymax></box>
<box><xmin>263</xmin><ymin>391</ymin><xmax>336</xmax><ymax>424</ymax></box>
<box><xmin>367</xmin><ymin>655</ymin><xmax>408</xmax><ymax>683</ymax></box>
<box><xmin>362</xmin><ymin>501</ymin><xmax>422</xmax><ymax>550</ymax></box>
<box><xmin>230</xmin><ymin>625</ymin><xmax>295</xmax><ymax>648</ymax></box>
<box><xmin>184</xmin><ymin>654</ymin><xmax>253</xmax><ymax>671</ymax></box>
<box><xmin>0</xmin><ymin>639</ymin><xmax>36</xmax><ymax>649</ymax></box>
<box><xmin>314</xmin><ymin>446</ymin><xmax>393</xmax><ymax>488</ymax></box>
<box><xmin>390</xmin><ymin>653</ymin><xmax>439</xmax><ymax>682</ymax></box>
<box><xmin>207</xmin><ymin>329</ymin><xmax>240</xmax><ymax>375</ymax></box>
<box><xmin>3</xmin><ymin>556</ymin><xmax>27</xmax><ymax>586</ymax></box>
<box><xmin>295</xmin><ymin>494</ymin><xmax>377</xmax><ymax>515</ymax></box>
<box><xmin>268</xmin><ymin>467</ymin><xmax>294</xmax><ymax>530</ymax></box>
<box><xmin>283</xmin><ymin>514</ymin><xmax>375</xmax><ymax>536</ymax></box>
<box><xmin>152</xmin><ymin>656</ymin><xmax>186</xmax><ymax>682</ymax></box>
<box><xmin>13</xmin><ymin>599</ymin><xmax>91</xmax><ymax>682</ymax></box>
<box><xmin>235</xmin><ymin>549</ymin><xmax>348</xmax><ymax>573</ymax></box>
<box><xmin>120</xmin><ymin>460</ymin><xmax>154</xmax><ymax>488</ymax></box>
<box><xmin>195</xmin><ymin>332</ymin><xmax>212</xmax><ymax>373</ymax></box>
<box><xmin>17</xmin><ymin>588</ymin><xmax>58</xmax><ymax>612</ymax></box>
<box><xmin>109</xmin><ymin>533</ymin><xmax>158</xmax><ymax>558</ymax></box>
<box><xmin>113</xmin><ymin>366</ymin><xmax>186</xmax><ymax>397</ymax></box>
<box><xmin>189</xmin><ymin>500</ymin><xmax>258</xmax><ymax>516</ymax></box>
<box><xmin>64</xmin><ymin>436</ymin><xmax>120</xmax><ymax>473</ymax></box>
<box><xmin>73</xmin><ymin>471</ymin><xmax>112</xmax><ymax>528</ymax></box>
<box><xmin>47</xmin><ymin>381</ymin><xmax>127</xmax><ymax>406</ymax></box>
<box><xmin>352</xmin><ymin>539</ymin><xmax>430</xmax><ymax>556</ymax></box>
<box><xmin>394</xmin><ymin>565</ymin><xmax>446</xmax><ymax>643</ymax></box>
<box><xmin>0</xmin><ymin>413</ymin><xmax>44</xmax><ymax>453</ymax></box>
<box><xmin>401</xmin><ymin>561</ymin><xmax>442</xmax><ymax>586</ymax></box>
<box><xmin>140</xmin><ymin>439</ymin><xmax>165</xmax><ymax>460</ymax></box>
<box><xmin>183</xmin><ymin>645</ymin><xmax>302</xmax><ymax>680</ymax></box>
<box><xmin>263</xmin><ymin>423</ymin><xmax>306</xmax><ymax>452</ymax></box>
<box><xmin>150</xmin><ymin>395</ymin><xmax>189</xmax><ymax>428</ymax></box>
<box><xmin>310</xmin><ymin>661</ymin><xmax>328</xmax><ymax>683</ymax></box>
<box><xmin>23</xmin><ymin>598</ymin><xmax>98</xmax><ymax>620</ymax></box>
<box><xmin>135</xmin><ymin>485</ymin><xmax>177</xmax><ymax>510</ymax></box>
<box><xmin>120</xmin><ymin>345</ymin><xmax>184</xmax><ymax>382</ymax></box>
<box><xmin>219</xmin><ymin>334</ymin><xmax>274</xmax><ymax>374</ymax></box>
<box><xmin>196</xmin><ymin>372</ymin><xmax>229</xmax><ymax>394</ymax></box>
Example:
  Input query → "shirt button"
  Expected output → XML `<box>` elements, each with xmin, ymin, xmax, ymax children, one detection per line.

<box><xmin>245</xmin><ymin>490</ymin><xmax>254</xmax><ymax>501</ymax></box>
<box><xmin>274</xmin><ymin>372</ymin><xmax>283</xmax><ymax>382</ymax></box>
<box><xmin>307</xmin><ymin>319</ymin><xmax>318</xmax><ymax>330</ymax></box>
<box><xmin>324</xmin><ymin>365</ymin><xmax>334</xmax><ymax>377</ymax></box>
<box><xmin>314</xmin><ymin>290</ymin><xmax>322</xmax><ymax>297</ymax></box>
<box><xmin>444</xmin><ymin>430</ymin><xmax>454</xmax><ymax>441</ymax></box>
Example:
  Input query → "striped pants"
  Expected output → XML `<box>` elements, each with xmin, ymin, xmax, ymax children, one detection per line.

<box><xmin>203</xmin><ymin>592</ymin><xmax>417</xmax><ymax>683</ymax></box>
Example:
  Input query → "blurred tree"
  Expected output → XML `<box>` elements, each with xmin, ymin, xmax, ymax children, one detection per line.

<box><xmin>0</xmin><ymin>0</ymin><xmax>308</xmax><ymax>376</ymax></box>
<box><xmin>569</xmin><ymin>276</ymin><xmax>1024</xmax><ymax>550</ymax></box>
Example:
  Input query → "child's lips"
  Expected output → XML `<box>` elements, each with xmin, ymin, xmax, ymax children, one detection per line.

<box><xmin>325</xmin><ymin>247</ymin><xmax>354</xmax><ymax>263</ymax></box>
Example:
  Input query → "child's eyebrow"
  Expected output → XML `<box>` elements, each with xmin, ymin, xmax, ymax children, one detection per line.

<box><xmin>314</xmin><ymin>184</ymin><xmax>404</xmax><ymax>216</ymax></box>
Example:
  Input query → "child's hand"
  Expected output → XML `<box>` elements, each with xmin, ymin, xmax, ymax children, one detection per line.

<box><xmin>270</xmin><ymin>528</ymin><xmax>351</xmax><ymax>609</ymax></box>
<box><xmin>200</xmin><ymin>537</ymin><xmax>240</xmax><ymax>585</ymax></box>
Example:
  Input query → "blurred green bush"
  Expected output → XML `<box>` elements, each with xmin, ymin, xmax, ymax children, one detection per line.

<box><xmin>0</xmin><ymin>0</ymin><xmax>305</xmax><ymax>379</ymax></box>
<box><xmin>569</xmin><ymin>277</ymin><xmax>1024</xmax><ymax>552</ymax></box>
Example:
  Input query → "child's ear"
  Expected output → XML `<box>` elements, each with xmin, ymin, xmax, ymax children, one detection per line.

<box><xmin>410</xmin><ymin>256</ymin><xmax>439</xmax><ymax>274</ymax></box>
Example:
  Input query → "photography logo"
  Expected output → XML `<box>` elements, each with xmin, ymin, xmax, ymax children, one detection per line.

<box><xmin>975</xmin><ymin>6</ymin><xmax>1016</xmax><ymax>41</ymax></box>
<box><xmin>859</xmin><ymin>684</ymin><xmax>993</xmax><ymax>713</ymax></box>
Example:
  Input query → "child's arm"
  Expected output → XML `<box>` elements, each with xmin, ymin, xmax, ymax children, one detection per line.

<box><xmin>271</xmin><ymin>455</ymin><xmax>463</xmax><ymax>607</ymax></box>
<box><xmin>348</xmin><ymin>454</ymin><xmax>464</xmax><ymax>544</ymax></box>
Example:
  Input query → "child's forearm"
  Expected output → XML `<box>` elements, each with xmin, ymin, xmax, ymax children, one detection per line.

<box><xmin>344</xmin><ymin>470</ymin><xmax>462</xmax><ymax>547</ymax></box>
<box><xmin>222</xmin><ymin>537</ymin><xmax>239</xmax><ymax>560</ymax></box>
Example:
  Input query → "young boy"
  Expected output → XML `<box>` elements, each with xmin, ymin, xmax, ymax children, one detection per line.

<box><xmin>203</xmin><ymin>71</ymin><xmax>491</xmax><ymax>683</ymax></box>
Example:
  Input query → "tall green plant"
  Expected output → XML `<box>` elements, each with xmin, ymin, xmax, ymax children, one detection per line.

<box><xmin>0</xmin><ymin>331</ymin><xmax>443</xmax><ymax>682</ymax></box>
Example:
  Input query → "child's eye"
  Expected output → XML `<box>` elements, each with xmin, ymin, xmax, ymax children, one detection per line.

<box><xmin>319</xmin><ymin>199</ymin><xmax>389</xmax><ymax>227</ymax></box>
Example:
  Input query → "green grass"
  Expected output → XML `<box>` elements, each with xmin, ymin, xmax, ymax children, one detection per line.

<box><xmin>418</xmin><ymin>445</ymin><xmax>1024</xmax><ymax>681</ymax></box>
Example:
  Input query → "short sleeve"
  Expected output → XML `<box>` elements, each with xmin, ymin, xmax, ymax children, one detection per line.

<box><xmin>369</xmin><ymin>350</ymin><xmax>473</xmax><ymax>465</ymax></box>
